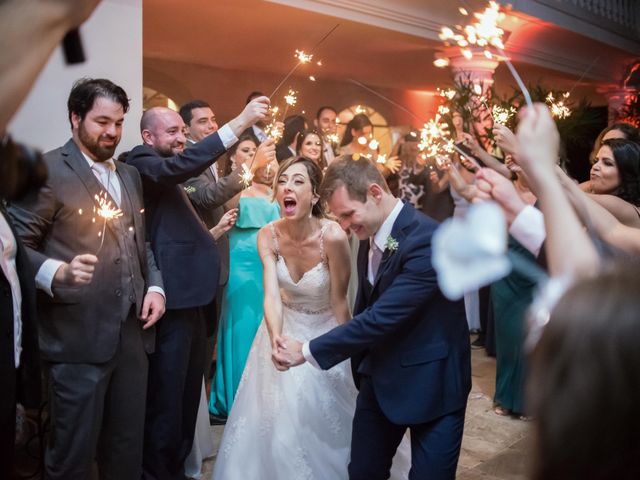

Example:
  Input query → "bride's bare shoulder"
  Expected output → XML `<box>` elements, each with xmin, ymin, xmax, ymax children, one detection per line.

<box><xmin>321</xmin><ymin>220</ymin><xmax>349</xmax><ymax>247</ymax></box>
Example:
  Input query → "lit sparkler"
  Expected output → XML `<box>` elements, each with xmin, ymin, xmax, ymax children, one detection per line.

<box><xmin>239</xmin><ymin>163</ymin><xmax>254</xmax><ymax>188</ymax></box>
<box><xmin>418</xmin><ymin>114</ymin><xmax>455</xmax><ymax>159</ymax></box>
<box><xmin>491</xmin><ymin>105</ymin><xmax>517</xmax><ymax>125</ymax></box>
<box><xmin>546</xmin><ymin>92</ymin><xmax>572</xmax><ymax>119</ymax></box>
<box><xmin>282</xmin><ymin>89</ymin><xmax>298</xmax><ymax>118</ymax></box>
<box><xmin>93</xmin><ymin>191</ymin><xmax>123</xmax><ymax>255</ymax></box>
<box><xmin>295</xmin><ymin>49</ymin><xmax>313</xmax><ymax>63</ymax></box>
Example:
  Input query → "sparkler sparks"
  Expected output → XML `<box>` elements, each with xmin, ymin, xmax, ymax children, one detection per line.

<box><xmin>295</xmin><ymin>49</ymin><xmax>313</xmax><ymax>63</ymax></box>
<box><xmin>284</xmin><ymin>89</ymin><xmax>298</xmax><ymax>107</ymax></box>
<box><xmin>239</xmin><ymin>163</ymin><xmax>254</xmax><ymax>188</ymax></box>
<box><xmin>439</xmin><ymin>1</ymin><xmax>505</xmax><ymax>58</ymax></box>
<box><xmin>491</xmin><ymin>105</ymin><xmax>517</xmax><ymax>125</ymax></box>
<box><xmin>93</xmin><ymin>191</ymin><xmax>123</xmax><ymax>255</ymax></box>
<box><xmin>418</xmin><ymin>115</ymin><xmax>455</xmax><ymax>159</ymax></box>
<box><xmin>546</xmin><ymin>92</ymin><xmax>572</xmax><ymax>119</ymax></box>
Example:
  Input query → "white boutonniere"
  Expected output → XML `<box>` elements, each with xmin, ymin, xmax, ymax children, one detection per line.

<box><xmin>385</xmin><ymin>235</ymin><xmax>399</xmax><ymax>253</ymax></box>
<box><xmin>183</xmin><ymin>185</ymin><xmax>196</xmax><ymax>194</ymax></box>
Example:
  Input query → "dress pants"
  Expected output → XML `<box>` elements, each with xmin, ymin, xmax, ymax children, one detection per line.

<box><xmin>142</xmin><ymin>306</ymin><xmax>207</xmax><ymax>480</ymax></box>
<box><xmin>44</xmin><ymin>311</ymin><xmax>148</xmax><ymax>480</ymax></box>
<box><xmin>348</xmin><ymin>376</ymin><xmax>466</xmax><ymax>480</ymax></box>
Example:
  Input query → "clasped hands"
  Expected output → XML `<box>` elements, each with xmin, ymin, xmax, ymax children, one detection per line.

<box><xmin>271</xmin><ymin>335</ymin><xmax>306</xmax><ymax>371</ymax></box>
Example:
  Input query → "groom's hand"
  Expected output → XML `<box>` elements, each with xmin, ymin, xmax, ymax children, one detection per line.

<box><xmin>275</xmin><ymin>337</ymin><xmax>306</xmax><ymax>367</ymax></box>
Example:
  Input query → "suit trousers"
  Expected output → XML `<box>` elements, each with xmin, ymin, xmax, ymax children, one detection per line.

<box><xmin>44</xmin><ymin>309</ymin><xmax>148</xmax><ymax>480</ymax></box>
<box><xmin>348</xmin><ymin>376</ymin><xmax>466</xmax><ymax>480</ymax></box>
<box><xmin>142</xmin><ymin>306</ymin><xmax>207</xmax><ymax>480</ymax></box>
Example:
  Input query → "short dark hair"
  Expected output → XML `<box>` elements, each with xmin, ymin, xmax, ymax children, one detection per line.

<box><xmin>316</xmin><ymin>106</ymin><xmax>336</xmax><ymax>119</ymax></box>
<box><xmin>67</xmin><ymin>78</ymin><xmax>129</xmax><ymax>128</ymax></box>
<box><xmin>320</xmin><ymin>154</ymin><xmax>389</xmax><ymax>204</ymax></box>
<box><xmin>246</xmin><ymin>91</ymin><xmax>264</xmax><ymax>105</ymax></box>
<box><xmin>276</xmin><ymin>156</ymin><xmax>325</xmax><ymax>218</ymax></box>
<box><xmin>179</xmin><ymin>100</ymin><xmax>211</xmax><ymax>126</ymax></box>
<box><xmin>279</xmin><ymin>115</ymin><xmax>307</xmax><ymax>148</ymax></box>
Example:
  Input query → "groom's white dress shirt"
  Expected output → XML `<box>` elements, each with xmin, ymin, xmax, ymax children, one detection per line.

<box><xmin>302</xmin><ymin>199</ymin><xmax>403</xmax><ymax>368</ymax></box>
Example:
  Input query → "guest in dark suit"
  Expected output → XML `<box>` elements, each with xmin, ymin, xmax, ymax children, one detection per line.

<box><xmin>276</xmin><ymin>156</ymin><xmax>471</xmax><ymax>480</ymax></box>
<box><xmin>127</xmin><ymin>97</ymin><xmax>269</xmax><ymax>480</ymax></box>
<box><xmin>276</xmin><ymin>114</ymin><xmax>307</xmax><ymax>162</ymax></box>
<box><xmin>9</xmin><ymin>78</ymin><xmax>166</xmax><ymax>480</ymax></box>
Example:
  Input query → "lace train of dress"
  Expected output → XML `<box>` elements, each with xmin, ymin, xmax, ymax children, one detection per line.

<box><xmin>213</xmin><ymin>223</ymin><xmax>410</xmax><ymax>479</ymax></box>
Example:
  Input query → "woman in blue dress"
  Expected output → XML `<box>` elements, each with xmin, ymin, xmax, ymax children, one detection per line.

<box><xmin>209</xmin><ymin>136</ymin><xmax>280</xmax><ymax>418</ymax></box>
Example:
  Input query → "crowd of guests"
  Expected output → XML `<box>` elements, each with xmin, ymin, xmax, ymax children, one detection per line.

<box><xmin>2</xmin><ymin>1</ymin><xmax>640</xmax><ymax>479</ymax></box>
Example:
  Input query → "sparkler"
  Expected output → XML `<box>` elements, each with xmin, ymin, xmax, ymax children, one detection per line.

<box><xmin>418</xmin><ymin>115</ymin><xmax>455</xmax><ymax>159</ymax></box>
<box><xmin>269</xmin><ymin>23</ymin><xmax>340</xmax><ymax>98</ymax></box>
<box><xmin>546</xmin><ymin>92</ymin><xmax>572</xmax><ymax>119</ymax></box>
<box><xmin>93</xmin><ymin>191</ymin><xmax>123</xmax><ymax>255</ymax></box>
<box><xmin>491</xmin><ymin>105</ymin><xmax>517</xmax><ymax>125</ymax></box>
<box><xmin>282</xmin><ymin>88</ymin><xmax>298</xmax><ymax>118</ymax></box>
<box><xmin>239</xmin><ymin>163</ymin><xmax>254</xmax><ymax>189</ymax></box>
<box><xmin>438</xmin><ymin>1</ymin><xmax>533</xmax><ymax>109</ymax></box>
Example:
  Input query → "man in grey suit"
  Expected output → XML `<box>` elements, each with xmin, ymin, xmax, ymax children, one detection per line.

<box><xmin>179</xmin><ymin>100</ymin><xmax>274</xmax><ymax>384</ymax></box>
<box><xmin>9</xmin><ymin>78</ymin><xmax>166</xmax><ymax>480</ymax></box>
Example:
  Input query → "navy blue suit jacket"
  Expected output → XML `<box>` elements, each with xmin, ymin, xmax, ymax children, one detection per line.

<box><xmin>309</xmin><ymin>203</ymin><xmax>471</xmax><ymax>425</ymax></box>
<box><xmin>127</xmin><ymin>132</ymin><xmax>227</xmax><ymax>314</ymax></box>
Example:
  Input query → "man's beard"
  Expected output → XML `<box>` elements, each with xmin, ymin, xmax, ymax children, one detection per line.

<box><xmin>155</xmin><ymin>143</ymin><xmax>184</xmax><ymax>157</ymax></box>
<box><xmin>78</xmin><ymin>122</ymin><xmax>119</xmax><ymax>161</ymax></box>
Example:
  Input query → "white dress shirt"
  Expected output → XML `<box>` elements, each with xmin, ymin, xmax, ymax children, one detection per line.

<box><xmin>509</xmin><ymin>205</ymin><xmax>546</xmax><ymax>257</ymax></box>
<box><xmin>0</xmin><ymin>211</ymin><xmax>23</xmax><ymax>367</ymax></box>
<box><xmin>302</xmin><ymin>199</ymin><xmax>404</xmax><ymax>368</ymax></box>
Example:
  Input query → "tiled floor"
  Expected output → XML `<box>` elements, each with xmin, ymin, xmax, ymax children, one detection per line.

<box><xmin>201</xmin><ymin>339</ymin><xmax>532</xmax><ymax>479</ymax></box>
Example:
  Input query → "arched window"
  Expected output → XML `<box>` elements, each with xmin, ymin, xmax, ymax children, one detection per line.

<box><xmin>143</xmin><ymin>87</ymin><xmax>178</xmax><ymax>111</ymax></box>
<box><xmin>337</xmin><ymin>105</ymin><xmax>392</xmax><ymax>155</ymax></box>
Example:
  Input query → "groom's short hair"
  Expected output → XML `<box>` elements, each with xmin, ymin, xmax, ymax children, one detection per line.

<box><xmin>320</xmin><ymin>154</ymin><xmax>389</xmax><ymax>203</ymax></box>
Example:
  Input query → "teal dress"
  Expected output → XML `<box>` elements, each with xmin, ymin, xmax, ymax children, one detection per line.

<box><xmin>209</xmin><ymin>196</ymin><xmax>280</xmax><ymax>416</ymax></box>
<box><xmin>491</xmin><ymin>236</ymin><xmax>537</xmax><ymax>415</ymax></box>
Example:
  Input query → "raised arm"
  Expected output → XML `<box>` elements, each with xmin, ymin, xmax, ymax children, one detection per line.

<box><xmin>515</xmin><ymin>104</ymin><xmax>599</xmax><ymax>278</ymax></box>
<box><xmin>324</xmin><ymin>223</ymin><xmax>352</xmax><ymax>324</ymax></box>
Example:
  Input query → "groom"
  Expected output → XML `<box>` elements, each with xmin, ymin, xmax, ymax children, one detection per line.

<box><xmin>275</xmin><ymin>156</ymin><xmax>471</xmax><ymax>479</ymax></box>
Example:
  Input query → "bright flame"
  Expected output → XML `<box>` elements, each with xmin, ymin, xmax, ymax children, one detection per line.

<box><xmin>284</xmin><ymin>89</ymin><xmax>298</xmax><ymax>106</ymax></box>
<box><xmin>433</xmin><ymin>58</ymin><xmax>450</xmax><ymax>68</ymax></box>
<box><xmin>546</xmin><ymin>92</ymin><xmax>572</xmax><ymax>119</ymax></box>
<box><xmin>94</xmin><ymin>193</ymin><xmax>123</xmax><ymax>221</ymax></box>
<box><xmin>368</xmin><ymin>139</ymin><xmax>379</xmax><ymax>150</ymax></box>
<box><xmin>376</xmin><ymin>154</ymin><xmax>387</xmax><ymax>164</ymax></box>
<box><xmin>357</xmin><ymin>136</ymin><xmax>368</xmax><ymax>146</ymax></box>
<box><xmin>295</xmin><ymin>49</ymin><xmax>313</xmax><ymax>63</ymax></box>
<box><xmin>239</xmin><ymin>163</ymin><xmax>254</xmax><ymax>188</ymax></box>
<box><xmin>418</xmin><ymin>114</ymin><xmax>455</xmax><ymax>159</ymax></box>
<box><xmin>355</xmin><ymin>105</ymin><xmax>367</xmax><ymax>114</ymax></box>
<box><xmin>491</xmin><ymin>105</ymin><xmax>517</xmax><ymax>125</ymax></box>
<box><xmin>309</xmin><ymin>75</ymin><xmax>316</xmax><ymax>81</ymax></box>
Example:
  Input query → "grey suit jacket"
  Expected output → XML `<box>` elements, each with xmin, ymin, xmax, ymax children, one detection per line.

<box><xmin>182</xmin><ymin>163</ymin><xmax>244</xmax><ymax>286</ymax></box>
<box><xmin>9</xmin><ymin>139</ymin><xmax>163</xmax><ymax>363</ymax></box>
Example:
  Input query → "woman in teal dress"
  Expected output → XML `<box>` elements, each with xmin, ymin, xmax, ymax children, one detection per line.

<box><xmin>209</xmin><ymin>137</ymin><xmax>280</xmax><ymax>417</ymax></box>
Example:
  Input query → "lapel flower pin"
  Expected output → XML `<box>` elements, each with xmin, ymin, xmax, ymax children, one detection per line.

<box><xmin>385</xmin><ymin>235</ymin><xmax>399</xmax><ymax>253</ymax></box>
<box><xmin>183</xmin><ymin>185</ymin><xmax>196</xmax><ymax>194</ymax></box>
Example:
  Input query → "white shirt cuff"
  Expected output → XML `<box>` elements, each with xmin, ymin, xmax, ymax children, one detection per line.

<box><xmin>217</xmin><ymin>124</ymin><xmax>238</xmax><ymax>150</ymax></box>
<box><xmin>35</xmin><ymin>259</ymin><xmax>65</xmax><ymax>297</ymax></box>
<box><xmin>147</xmin><ymin>286</ymin><xmax>165</xmax><ymax>300</ymax></box>
<box><xmin>302</xmin><ymin>341</ymin><xmax>321</xmax><ymax>369</ymax></box>
<box><xmin>509</xmin><ymin>205</ymin><xmax>546</xmax><ymax>256</ymax></box>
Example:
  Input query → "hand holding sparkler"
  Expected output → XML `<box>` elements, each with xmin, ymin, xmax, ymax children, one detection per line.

<box><xmin>253</xmin><ymin>138</ymin><xmax>277</xmax><ymax>171</ymax></box>
<box><xmin>492</xmin><ymin>124</ymin><xmax>519</xmax><ymax>156</ymax></box>
<box><xmin>228</xmin><ymin>96</ymin><xmax>270</xmax><ymax>137</ymax></box>
<box><xmin>52</xmin><ymin>253</ymin><xmax>98</xmax><ymax>288</ymax></box>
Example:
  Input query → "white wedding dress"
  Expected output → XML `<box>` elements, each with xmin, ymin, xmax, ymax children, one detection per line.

<box><xmin>213</xmin><ymin>222</ymin><xmax>410</xmax><ymax>479</ymax></box>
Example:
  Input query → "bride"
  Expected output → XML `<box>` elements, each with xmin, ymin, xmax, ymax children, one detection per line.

<box><xmin>213</xmin><ymin>156</ymin><xmax>409</xmax><ymax>479</ymax></box>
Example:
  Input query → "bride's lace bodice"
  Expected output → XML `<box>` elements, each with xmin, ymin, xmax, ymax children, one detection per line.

<box><xmin>270</xmin><ymin>222</ymin><xmax>332</xmax><ymax>316</ymax></box>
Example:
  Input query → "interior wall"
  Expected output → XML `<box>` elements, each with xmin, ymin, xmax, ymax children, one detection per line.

<box><xmin>143</xmin><ymin>57</ymin><xmax>439</xmax><ymax>129</ymax></box>
<box><xmin>8</xmin><ymin>0</ymin><xmax>143</xmax><ymax>155</ymax></box>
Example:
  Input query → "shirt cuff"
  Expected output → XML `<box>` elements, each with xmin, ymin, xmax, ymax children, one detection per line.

<box><xmin>35</xmin><ymin>259</ymin><xmax>65</xmax><ymax>297</ymax></box>
<box><xmin>217</xmin><ymin>124</ymin><xmax>238</xmax><ymax>150</ymax></box>
<box><xmin>147</xmin><ymin>286</ymin><xmax>165</xmax><ymax>300</ymax></box>
<box><xmin>302</xmin><ymin>341</ymin><xmax>321</xmax><ymax>369</ymax></box>
<box><xmin>509</xmin><ymin>205</ymin><xmax>546</xmax><ymax>256</ymax></box>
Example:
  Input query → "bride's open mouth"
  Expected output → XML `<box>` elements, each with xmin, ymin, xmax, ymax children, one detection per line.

<box><xmin>283</xmin><ymin>197</ymin><xmax>297</xmax><ymax>215</ymax></box>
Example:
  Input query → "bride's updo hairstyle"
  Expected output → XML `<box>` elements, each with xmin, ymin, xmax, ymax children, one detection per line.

<box><xmin>274</xmin><ymin>155</ymin><xmax>325</xmax><ymax>218</ymax></box>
